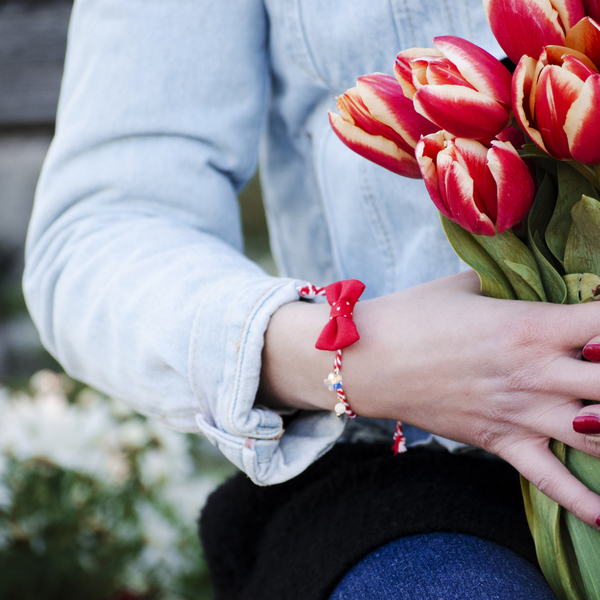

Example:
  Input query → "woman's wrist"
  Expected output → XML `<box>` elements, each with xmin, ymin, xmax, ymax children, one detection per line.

<box><xmin>258</xmin><ymin>300</ymin><xmax>337</xmax><ymax>412</ymax></box>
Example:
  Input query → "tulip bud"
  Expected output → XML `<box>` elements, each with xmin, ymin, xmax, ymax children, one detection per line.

<box><xmin>394</xmin><ymin>36</ymin><xmax>512</xmax><ymax>140</ymax></box>
<box><xmin>415</xmin><ymin>130</ymin><xmax>535</xmax><ymax>235</ymax></box>
<box><xmin>512</xmin><ymin>45</ymin><xmax>600</xmax><ymax>164</ymax></box>
<box><xmin>328</xmin><ymin>73</ymin><xmax>438</xmax><ymax>178</ymax></box>
<box><xmin>483</xmin><ymin>0</ymin><xmax>585</xmax><ymax>64</ymax></box>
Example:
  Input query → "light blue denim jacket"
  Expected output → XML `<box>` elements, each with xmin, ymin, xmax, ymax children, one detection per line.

<box><xmin>23</xmin><ymin>0</ymin><xmax>502</xmax><ymax>485</ymax></box>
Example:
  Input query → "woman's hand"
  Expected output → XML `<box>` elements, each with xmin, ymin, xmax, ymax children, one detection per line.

<box><xmin>259</xmin><ymin>270</ymin><xmax>600</xmax><ymax>530</ymax></box>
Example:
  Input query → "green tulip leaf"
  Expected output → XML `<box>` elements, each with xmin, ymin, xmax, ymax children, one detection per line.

<box><xmin>532</xmin><ymin>232</ymin><xmax>567</xmax><ymax>304</ymax></box>
<box><xmin>504</xmin><ymin>260</ymin><xmax>547</xmax><ymax>302</ymax></box>
<box><xmin>473</xmin><ymin>230</ymin><xmax>544</xmax><ymax>302</ymax></box>
<box><xmin>564</xmin><ymin>195</ymin><xmax>600</xmax><ymax>277</ymax></box>
<box><xmin>562</xmin><ymin>448</ymin><xmax>600</xmax><ymax>600</ymax></box>
<box><xmin>529</xmin><ymin>172</ymin><xmax>557</xmax><ymax>238</ymax></box>
<box><xmin>527</xmin><ymin>173</ymin><xmax>567</xmax><ymax>303</ymax></box>
<box><xmin>440</xmin><ymin>214</ymin><xmax>516</xmax><ymax>299</ymax></box>
<box><xmin>547</xmin><ymin>163</ymin><xmax>598</xmax><ymax>264</ymax></box>
<box><xmin>522</xmin><ymin>441</ymin><xmax>585</xmax><ymax>600</ymax></box>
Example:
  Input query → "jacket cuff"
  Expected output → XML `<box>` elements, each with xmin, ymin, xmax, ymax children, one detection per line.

<box><xmin>189</xmin><ymin>275</ymin><xmax>345</xmax><ymax>485</ymax></box>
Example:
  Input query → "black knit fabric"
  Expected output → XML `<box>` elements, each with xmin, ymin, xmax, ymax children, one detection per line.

<box><xmin>199</xmin><ymin>443</ymin><xmax>537</xmax><ymax>600</ymax></box>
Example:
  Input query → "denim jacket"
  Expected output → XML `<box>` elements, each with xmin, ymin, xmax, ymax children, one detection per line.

<box><xmin>23</xmin><ymin>0</ymin><xmax>502</xmax><ymax>485</ymax></box>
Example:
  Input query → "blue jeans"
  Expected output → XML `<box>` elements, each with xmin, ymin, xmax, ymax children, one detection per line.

<box><xmin>330</xmin><ymin>533</ymin><xmax>558</xmax><ymax>599</ymax></box>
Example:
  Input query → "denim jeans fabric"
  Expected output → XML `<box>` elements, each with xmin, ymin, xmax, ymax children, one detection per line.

<box><xmin>330</xmin><ymin>533</ymin><xmax>558</xmax><ymax>600</ymax></box>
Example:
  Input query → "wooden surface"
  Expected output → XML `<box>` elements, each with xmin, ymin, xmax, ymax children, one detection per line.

<box><xmin>0</xmin><ymin>1</ymin><xmax>72</xmax><ymax>125</ymax></box>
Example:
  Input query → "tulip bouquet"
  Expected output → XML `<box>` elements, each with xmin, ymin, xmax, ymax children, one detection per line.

<box><xmin>329</xmin><ymin>1</ymin><xmax>600</xmax><ymax>598</ymax></box>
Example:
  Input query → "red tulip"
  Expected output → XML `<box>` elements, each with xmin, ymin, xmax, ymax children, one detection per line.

<box><xmin>483</xmin><ymin>0</ymin><xmax>585</xmax><ymax>64</ymax></box>
<box><xmin>566</xmin><ymin>16</ymin><xmax>600</xmax><ymax>69</ymax></box>
<box><xmin>394</xmin><ymin>36</ymin><xmax>512</xmax><ymax>140</ymax></box>
<box><xmin>328</xmin><ymin>73</ymin><xmax>438</xmax><ymax>178</ymax></box>
<box><xmin>512</xmin><ymin>45</ymin><xmax>600</xmax><ymax>164</ymax></box>
<box><xmin>415</xmin><ymin>129</ymin><xmax>535</xmax><ymax>235</ymax></box>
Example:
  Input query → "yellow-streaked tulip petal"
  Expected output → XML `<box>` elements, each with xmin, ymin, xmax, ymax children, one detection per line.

<box><xmin>544</xmin><ymin>43</ymin><xmax>598</xmax><ymax>70</ymax></box>
<box><xmin>433</xmin><ymin>35</ymin><xmax>512</xmax><ymax>106</ymax></box>
<box><xmin>357</xmin><ymin>74</ymin><xmax>438</xmax><ymax>148</ymax></box>
<box><xmin>394</xmin><ymin>47</ymin><xmax>441</xmax><ymax>99</ymax></box>
<box><xmin>564</xmin><ymin>74</ymin><xmax>600</xmax><ymax>164</ymax></box>
<box><xmin>512</xmin><ymin>56</ymin><xmax>551</xmax><ymax>153</ymax></box>
<box><xmin>445</xmin><ymin>162</ymin><xmax>496</xmax><ymax>235</ymax></box>
<box><xmin>328</xmin><ymin>111</ymin><xmax>421</xmax><ymax>178</ymax></box>
<box><xmin>488</xmin><ymin>140</ymin><xmax>536</xmax><ymax>233</ymax></box>
<box><xmin>414</xmin><ymin>85</ymin><xmax>511</xmax><ymax>140</ymax></box>
<box><xmin>455</xmin><ymin>138</ymin><xmax>499</xmax><ymax>222</ymax></box>
<box><xmin>534</xmin><ymin>64</ymin><xmax>584</xmax><ymax>158</ymax></box>
<box><xmin>415</xmin><ymin>131</ymin><xmax>454</xmax><ymax>218</ymax></box>
<box><xmin>553</xmin><ymin>0</ymin><xmax>586</xmax><ymax>28</ymax></box>
<box><xmin>566</xmin><ymin>16</ymin><xmax>600</xmax><ymax>70</ymax></box>
<box><xmin>483</xmin><ymin>0</ymin><xmax>567</xmax><ymax>64</ymax></box>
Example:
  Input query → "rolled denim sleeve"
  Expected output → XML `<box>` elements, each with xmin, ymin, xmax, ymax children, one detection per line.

<box><xmin>23</xmin><ymin>0</ymin><xmax>344</xmax><ymax>485</ymax></box>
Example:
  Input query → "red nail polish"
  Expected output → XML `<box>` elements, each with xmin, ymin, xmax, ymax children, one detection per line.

<box><xmin>597</xmin><ymin>515</ymin><xmax>600</xmax><ymax>529</ymax></box>
<box><xmin>573</xmin><ymin>415</ymin><xmax>600</xmax><ymax>434</ymax></box>
<box><xmin>583</xmin><ymin>344</ymin><xmax>600</xmax><ymax>362</ymax></box>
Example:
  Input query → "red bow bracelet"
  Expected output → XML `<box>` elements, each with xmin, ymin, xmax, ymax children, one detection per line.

<box><xmin>315</xmin><ymin>279</ymin><xmax>365</xmax><ymax>351</ymax></box>
<box><xmin>297</xmin><ymin>279</ymin><xmax>406</xmax><ymax>453</ymax></box>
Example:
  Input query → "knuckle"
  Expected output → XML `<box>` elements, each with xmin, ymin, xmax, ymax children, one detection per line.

<box><xmin>532</xmin><ymin>471</ymin><xmax>559</xmax><ymax>500</ymax></box>
<box><xmin>582</xmin><ymin>436</ymin><xmax>600</xmax><ymax>457</ymax></box>
<box><xmin>567</xmin><ymin>495</ymin><xmax>587</xmax><ymax>520</ymax></box>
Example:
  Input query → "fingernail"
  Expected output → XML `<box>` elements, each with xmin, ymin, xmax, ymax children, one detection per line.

<box><xmin>597</xmin><ymin>514</ymin><xmax>600</xmax><ymax>530</ymax></box>
<box><xmin>583</xmin><ymin>343</ymin><xmax>600</xmax><ymax>362</ymax></box>
<box><xmin>573</xmin><ymin>415</ymin><xmax>600</xmax><ymax>434</ymax></box>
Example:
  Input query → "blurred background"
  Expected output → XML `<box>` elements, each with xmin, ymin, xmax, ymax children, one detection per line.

<box><xmin>0</xmin><ymin>1</ymin><xmax>274</xmax><ymax>597</ymax></box>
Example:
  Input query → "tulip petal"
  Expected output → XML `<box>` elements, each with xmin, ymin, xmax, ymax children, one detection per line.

<box><xmin>328</xmin><ymin>111</ymin><xmax>422</xmax><ymax>177</ymax></box>
<box><xmin>534</xmin><ymin>64</ymin><xmax>583</xmax><ymax>158</ymax></box>
<box><xmin>424</xmin><ymin>57</ymin><xmax>477</xmax><ymax>89</ymax></box>
<box><xmin>566</xmin><ymin>17</ymin><xmax>600</xmax><ymax>70</ymax></box>
<box><xmin>413</xmin><ymin>85</ymin><xmax>511</xmax><ymax>139</ymax></box>
<box><xmin>544</xmin><ymin>44</ymin><xmax>598</xmax><ymax>71</ymax></box>
<box><xmin>433</xmin><ymin>35</ymin><xmax>512</xmax><ymax>106</ymax></box>
<box><xmin>357</xmin><ymin>74</ymin><xmax>438</xmax><ymax>148</ymax></box>
<box><xmin>415</xmin><ymin>132</ymin><xmax>453</xmax><ymax>218</ymax></box>
<box><xmin>445</xmin><ymin>162</ymin><xmax>496</xmax><ymax>235</ymax></box>
<box><xmin>552</xmin><ymin>0</ymin><xmax>586</xmax><ymax>28</ymax></box>
<box><xmin>483</xmin><ymin>0</ymin><xmax>566</xmax><ymax>64</ymax></box>
<box><xmin>582</xmin><ymin>0</ymin><xmax>600</xmax><ymax>22</ymax></box>
<box><xmin>394</xmin><ymin>48</ymin><xmax>441</xmax><ymax>99</ymax></box>
<box><xmin>454</xmin><ymin>138</ymin><xmax>498</xmax><ymax>222</ymax></box>
<box><xmin>497</xmin><ymin>125</ymin><xmax>527</xmax><ymax>149</ymax></box>
<box><xmin>488</xmin><ymin>141</ymin><xmax>535</xmax><ymax>233</ymax></box>
<box><xmin>512</xmin><ymin>56</ymin><xmax>550</xmax><ymax>153</ymax></box>
<box><xmin>561</xmin><ymin>53</ymin><xmax>598</xmax><ymax>79</ymax></box>
<box><xmin>564</xmin><ymin>74</ymin><xmax>600</xmax><ymax>164</ymax></box>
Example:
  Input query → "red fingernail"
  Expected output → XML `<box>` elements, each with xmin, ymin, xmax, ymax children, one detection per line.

<box><xmin>597</xmin><ymin>515</ymin><xmax>600</xmax><ymax>530</ymax></box>
<box><xmin>573</xmin><ymin>415</ymin><xmax>600</xmax><ymax>434</ymax></box>
<box><xmin>583</xmin><ymin>344</ymin><xmax>600</xmax><ymax>362</ymax></box>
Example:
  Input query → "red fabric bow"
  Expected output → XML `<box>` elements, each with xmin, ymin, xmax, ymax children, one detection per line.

<box><xmin>315</xmin><ymin>279</ymin><xmax>365</xmax><ymax>351</ymax></box>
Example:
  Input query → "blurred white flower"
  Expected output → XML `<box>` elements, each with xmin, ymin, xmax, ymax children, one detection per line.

<box><xmin>0</xmin><ymin>388</ymin><xmax>126</xmax><ymax>485</ymax></box>
<box><xmin>0</xmin><ymin>454</ymin><xmax>11</xmax><ymax>510</ymax></box>
<box><xmin>135</xmin><ymin>501</ymin><xmax>185</xmax><ymax>574</ymax></box>
<box><xmin>118</xmin><ymin>420</ymin><xmax>149</xmax><ymax>450</ymax></box>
